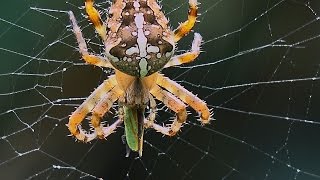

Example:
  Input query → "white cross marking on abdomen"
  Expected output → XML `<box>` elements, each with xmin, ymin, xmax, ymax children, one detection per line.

<box><xmin>134</xmin><ymin>13</ymin><xmax>147</xmax><ymax>57</ymax></box>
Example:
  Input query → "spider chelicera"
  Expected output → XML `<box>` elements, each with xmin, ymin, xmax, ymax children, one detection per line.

<box><xmin>67</xmin><ymin>0</ymin><xmax>212</xmax><ymax>156</ymax></box>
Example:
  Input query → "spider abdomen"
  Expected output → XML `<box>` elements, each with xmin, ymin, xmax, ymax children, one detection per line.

<box><xmin>105</xmin><ymin>0</ymin><xmax>175</xmax><ymax>77</ymax></box>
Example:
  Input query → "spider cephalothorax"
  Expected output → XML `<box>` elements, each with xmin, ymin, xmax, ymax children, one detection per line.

<box><xmin>67</xmin><ymin>0</ymin><xmax>212</xmax><ymax>156</ymax></box>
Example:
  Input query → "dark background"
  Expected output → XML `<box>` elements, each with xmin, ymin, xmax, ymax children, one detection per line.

<box><xmin>0</xmin><ymin>0</ymin><xmax>320</xmax><ymax>179</ymax></box>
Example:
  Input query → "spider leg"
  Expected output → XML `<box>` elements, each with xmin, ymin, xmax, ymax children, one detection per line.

<box><xmin>174</xmin><ymin>0</ymin><xmax>199</xmax><ymax>42</ymax></box>
<box><xmin>92</xmin><ymin>106</ymin><xmax>124</xmax><ymax>142</ymax></box>
<box><xmin>156</xmin><ymin>74</ymin><xmax>211</xmax><ymax>124</ymax></box>
<box><xmin>68</xmin><ymin>11</ymin><xmax>112</xmax><ymax>68</ymax></box>
<box><xmin>90</xmin><ymin>85</ymin><xmax>124</xmax><ymax>140</ymax></box>
<box><xmin>85</xmin><ymin>0</ymin><xmax>107</xmax><ymax>39</ymax></box>
<box><xmin>106</xmin><ymin>106</ymin><xmax>125</xmax><ymax>137</ymax></box>
<box><xmin>67</xmin><ymin>75</ymin><xmax>117</xmax><ymax>142</ymax></box>
<box><xmin>149</xmin><ymin>85</ymin><xmax>187</xmax><ymax>136</ymax></box>
<box><xmin>144</xmin><ymin>94</ymin><xmax>157</xmax><ymax>128</ymax></box>
<box><xmin>164</xmin><ymin>33</ymin><xmax>202</xmax><ymax>68</ymax></box>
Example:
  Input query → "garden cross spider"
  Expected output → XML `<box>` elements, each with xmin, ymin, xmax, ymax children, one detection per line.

<box><xmin>67</xmin><ymin>0</ymin><xmax>212</xmax><ymax>156</ymax></box>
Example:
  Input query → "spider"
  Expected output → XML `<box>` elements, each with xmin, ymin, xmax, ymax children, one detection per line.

<box><xmin>67</xmin><ymin>0</ymin><xmax>212</xmax><ymax>156</ymax></box>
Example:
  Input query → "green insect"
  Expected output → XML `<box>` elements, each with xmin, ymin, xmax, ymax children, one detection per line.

<box><xmin>123</xmin><ymin>107</ymin><xmax>145</xmax><ymax>157</ymax></box>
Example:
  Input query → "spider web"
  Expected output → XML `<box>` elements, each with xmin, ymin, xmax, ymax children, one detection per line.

<box><xmin>1</xmin><ymin>0</ymin><xmax>320</xmax><ymax>179</ymax></box>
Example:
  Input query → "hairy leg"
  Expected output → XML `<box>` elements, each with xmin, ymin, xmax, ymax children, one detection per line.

<box><xmin>164</xmin><ymin>33</ymin><xmax>202</xmax><ymax>68</ymax></box>
<box><xmin>90</xmin><ymin>86</ymin><xmax>124</xmax><ymax>140</ymax></box>
<box><xmin>67</xmin><ymin>75</ymin><xmax>117</xmax><ymax>141</ymax></box>
<box><xmin>68</xmin><ymin>11</ymin><xmax>112</xmax><ymax>68</ymax></box>
<box><xmin>156</xmin><ymin>74</ymin><xmax>211</xmax><ymax>124</ymax></box>
<box><xmin>174</xmin><ymin>0</ymin><xmax>199</xmax><ymax>42</ymax></box>
<box><xmin>85</xmin><ymin>0</ymin><xmax>107</xmax><ymax>39</ymax></box>
<box><xmin>150</xmin><ymin>85</ymin><xmax>187</xmax><ymax>136</ymax></box>
<box><xmin>101</xmin><ymin>107</ymin><xmax>124</xmax><ymax>141</ymax></box>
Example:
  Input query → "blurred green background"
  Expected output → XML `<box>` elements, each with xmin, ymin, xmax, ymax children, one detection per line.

<box><xmin>1</xmin><ymin>0</ymin><xmax>320</xmax><ymax>179</ymax></box>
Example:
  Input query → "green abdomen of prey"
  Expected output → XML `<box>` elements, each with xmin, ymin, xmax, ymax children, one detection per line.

<box><xmin>124</xmin><ymin>106</ymin><xmax>145</xmax><ymax>156</ymax></box>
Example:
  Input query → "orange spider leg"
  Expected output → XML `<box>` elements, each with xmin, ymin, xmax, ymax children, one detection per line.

<box><xmin>150</xmin><ymin>85</ymin><xmax>187</xmax><ymax>136</ymax></box>
<box><xmin>67</xmin><ymin>75</ymin><xmax>117</xmax><ymax>142</ymax></box>
<box><xmin>68</xmin><ymin>11</ymin><xmax>112</xmax><ymax>68</ymax></box>
<box><xmin>165</xmin><ymin>33</ymin><xmax>202</xmax><ymax>68</ymax></box>
<box><xmin>174</xmin><ymin>0</ymin><xmax>199</xmax><ymax>42</ymax></box>
<box><xmin>85</xmin><ymin>0</ymin><xmax>107</xmax><ymax>39</ymax></box>
<box><xmin>90</xmin><ymin>85</ymin><xmax>124</xmax><ymax>140</ymax></box>
<box><xmin>156</xmin><ymin>74</ymin><xmax>211</xmax><ymax>124</ymax></box>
